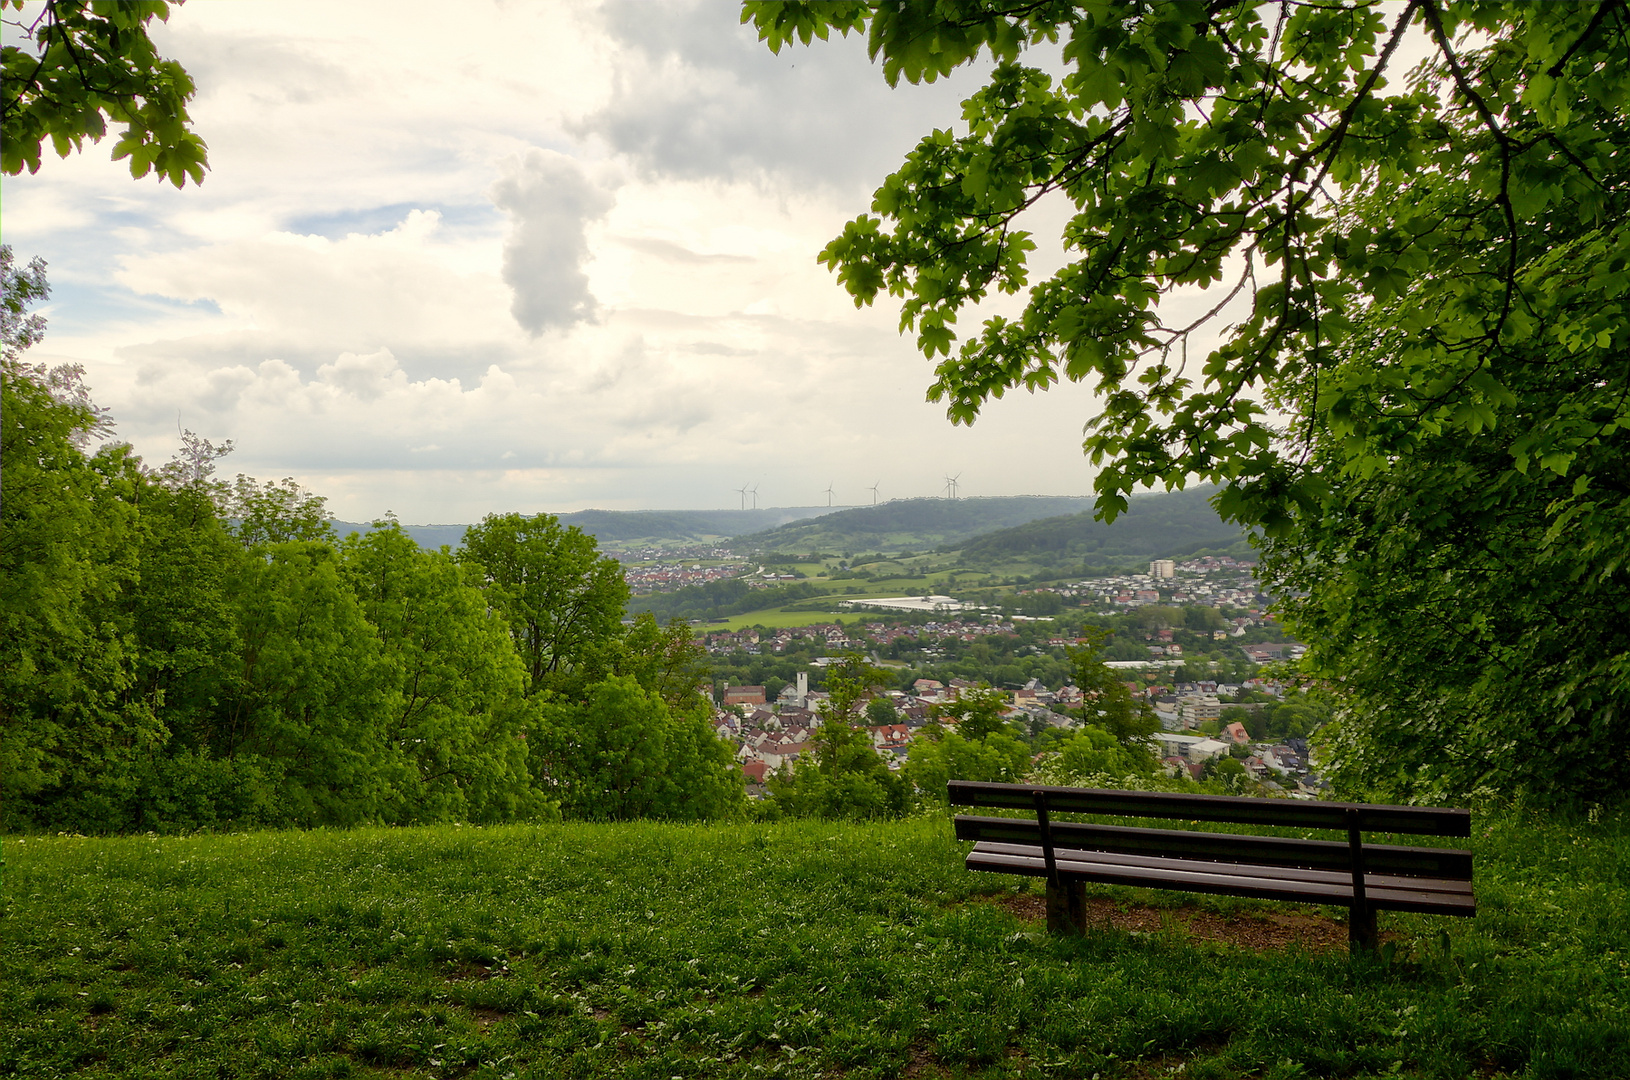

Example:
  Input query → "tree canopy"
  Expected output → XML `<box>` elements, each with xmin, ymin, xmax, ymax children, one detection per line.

<box><xmin>1069</xmin><ymin>628</ymin><xmax>1159</xmax><ymax>747</ymax></box>
<box><xmin>1</xmin><ymin>252</ymin><xmax>748</xmax><ymax>830</ymax></box>
<box><xmin>2</xmin><ymin>0</ymin><xmax>207</xmax><ymax>185</ymax></box>
<box><xmin>459</xmin><ymin>513</ymin><xmax>630</xmax><ymax>698</ymax></box>
<box><xmin>747</xmin><ymin>0</ymin><xmax>1630</xmax><ymax>806</ymax></box>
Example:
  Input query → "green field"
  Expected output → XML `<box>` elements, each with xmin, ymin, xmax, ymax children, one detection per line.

<box><xmin>706</xmin><ymin>606</ymin><xmax>854</xmax><ymax>631</ymax></box>
<box><xmin>5</xmin><ymin>811</ymin><xmax>1628</xmax><ymax>1078</ymax></box>
<box><xmin>635</xmin><ymin>555</ymin><xmax>1058</xmax><ymax>630</ymax></box>
<box><xmin>702</xmin><ymin>586</ymin><xmax>1007</xmax><ymax>632</ymax></box>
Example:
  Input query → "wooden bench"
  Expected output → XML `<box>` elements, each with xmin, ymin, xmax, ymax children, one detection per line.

<box><xmin>949</xmin><ymin>780</ymin><xmax>1475</xmax><ymax>951</ymax></box>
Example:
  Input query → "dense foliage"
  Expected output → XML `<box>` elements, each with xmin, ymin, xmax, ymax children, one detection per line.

<box><xmin>1220</xmin><ymin>689</ymin><xmax>1334</xmax><ymax>743</ymax></box>
<box><xmin>747</xmin><ymin>0</ymin><xmax>1630</xmax><ymax>807</ymax></box>
<box><xmin>460</xmin><ymin>512</ymin><xmax>630</xmax><ymax>698</ymax></box>
<box><xmin>1</xmin><ymin>0</ymin><xmax>207</xmax><ymax>185</ymax></box>
<box><xmin>631</xmin><ymin>578</ymin><xmax>824</xmax><ymax>623</ymax></box>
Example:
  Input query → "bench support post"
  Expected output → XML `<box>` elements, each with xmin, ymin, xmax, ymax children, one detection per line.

<box><xmin>1046</xmin><ymin>879</ymin><xmax>1087</xmax><ymax>935</ymax></box>
<box><xmin>1035</xmin><ymin>788</ymin><xmax>1087</xmax><ymax>935</ymax></box>
<box><xmin>1346</xmin><ymin>809</ymin><xmax>1377</xmax><ymax>952</ymax></box>
<box><xmin>1349</xmin><ymin>905</ymin><xmax>1378</xmax><ymax>952</ymax></box>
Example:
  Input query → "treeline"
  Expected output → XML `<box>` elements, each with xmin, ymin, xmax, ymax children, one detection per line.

<box><xmin>630</xmin><ymin>578</ymin><xmax>824</xmax><ymax>622</ymax></box>
<box><xmin>2</xmin><ymin>355</ymin><xmax>743</xmax><ymax>833</ymax></box>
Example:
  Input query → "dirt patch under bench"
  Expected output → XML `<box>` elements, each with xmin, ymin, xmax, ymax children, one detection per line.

<box><xmin>990</xmin><ymin>891</ymin><xmax>1367</xmax><ymax>952</ymax></box>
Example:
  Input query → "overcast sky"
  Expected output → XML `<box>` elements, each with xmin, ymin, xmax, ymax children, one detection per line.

<box><xmin>7</xmin><ymin>0</ymin><xmax>1122</xmax><ymax>522</ymax></box>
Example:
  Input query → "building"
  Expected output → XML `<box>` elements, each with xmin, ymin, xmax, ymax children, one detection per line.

<box><xmin>723</xmin><ymin>685</ymin><xmax>766</xmax><ymax>707</ymax></box>
<box><xmin>776</xmin><ymin>671</ymin><xmax>809</xmax><ymax>709</ymax></box>
<box><xmin>1149</xmin><ymin>732</ymin><xmax>1232</xmax><ymax>763</ymax></box>
<box><xmin>1177</xmin><ymin>692</ymin><xmax>1222</xmax><ymax>729</ymax></box>
<box><xmin>1149</xmin><ymin>559</ymin><xmax>1176</xmax><ymax>579</ymax></box>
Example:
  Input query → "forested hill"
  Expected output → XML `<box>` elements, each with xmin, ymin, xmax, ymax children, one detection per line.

<box><xmin>331</xmin><ymin>521</ymin><xmax>469</xmax><ymax>549</ymax></box>
<box><xmin>330</xmin><ymin>507</ymin><xmax>846</xmax><ymax>549</ymax></box>
<box><xmin>555</xmin><ymin>507</ymin><xmax>843</xmax><ymax>541</ymax></box>
<box><xmin>955</xmin><ymin>488</ymin><xmax>1245</xmax><ymax>566</ymax></box>
<box><xmin>329</xmin><ymin>494</ymin><xmax>1237</xmax><ymax>556</ymax></box>
<box><xmin>738</xmin><ymin>496</ymin><xmax>1101</xmax><ymax>553</ymax></box>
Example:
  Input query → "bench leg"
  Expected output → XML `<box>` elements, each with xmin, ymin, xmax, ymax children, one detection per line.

<box><xmin>1349</xmin><ymin>904</ymin><xmax>1378</xmax><ymax>953</ymax></box>
<box><xmin>1046</xmin><ymin>879</ymin><xmax>1087</xmax><ymax>935</ymax></box>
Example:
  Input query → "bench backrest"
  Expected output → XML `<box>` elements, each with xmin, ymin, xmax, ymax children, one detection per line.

<box><xmin>948</xmin><ymin>780</ymin><xmax>1471</xmax><ymax>837</ymax></box>
<box><xmin>953</xmin><ymin>815</ymin><xmax>1474</xmax><ymax>879</ymax></box>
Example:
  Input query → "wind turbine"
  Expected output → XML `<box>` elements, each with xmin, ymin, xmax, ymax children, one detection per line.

<box><xmin>944</xmin><ymin>473</ymin><xmax>962</xmax><ymax>499</ymax></box>
<box><xmin>749</xmin><ymin>482</ymin><xmax>760</xmax><ymax>510</ymax></box>
<box><xmin>736</xmin><ymin>483</ymin><xmax>749</xmax><ymax>510</ymax></box>
<box><xmin>824</xmin><ymin>482</ymin><xmax>835</xmax><ymax>507</ymax></box>
<box><xmin>869</xmin><ymin>481</ymin><xmax>880</xmax><ymax>506</ymax></box>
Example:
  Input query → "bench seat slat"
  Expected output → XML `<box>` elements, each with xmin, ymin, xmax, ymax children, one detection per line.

<box><xmin>956</xmin><ymin>815</ymin><xmax>1474</xmax><ymax>880</ymax></box>
<box><xmin>974</xmin><ymin>842</ymin><xmax>1474</xmax><ymax>896</ymax></box>
<box><xmin>966</xmin><ymin>845</ymin><xmax>1477</xmax><ymax>916</ymax></box>
<box><xmin>949</xmin><ymin>781</ymin><xmax>1471</xmax><ymax>837</ymax></box>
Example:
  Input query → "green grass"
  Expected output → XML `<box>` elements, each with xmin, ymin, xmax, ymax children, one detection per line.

<box><xmin>707</xmin><ymin>607</ymin><xmax>853</xmax><ymax>630</ymax></box>
<box><xmin>4</xmin><ymin>811</ymin><xmax>1628</xmax><ymax>1079</ymax></box>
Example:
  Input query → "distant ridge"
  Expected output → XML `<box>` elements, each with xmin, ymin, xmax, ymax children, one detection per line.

<box><xmin>329</xmin><ymin>521</ymin><xmax>469</xmax><ymax>550</ymax></box>
<box><xmin>738</xmin><ymin>495</ymin><xmax>1103</xmax><ymax>553</ymax></box>
<box><xmin>327</xmin><ymin>493</ymin><xmax>1241</xmax><ymax>558</ymax></box>
<box><xmin>553</xmin><ymin>506</ymin><xmax>845</xmax><ymax>541</ymax></box>
<box><xmin>328</xmin><ymin>505</ymin><xmax>848</xmax><ymax>549</ymax></box>
<box><xmin>954</xmin><ymin>487</ymin><xmax>1245</xmax><ymax>566</ymax></box>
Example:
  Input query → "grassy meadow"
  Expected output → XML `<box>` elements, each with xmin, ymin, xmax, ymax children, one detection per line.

<box><xmin>708</xmin><ymin>607</ymin><xmax>856</xmax><ymax>631</ymax></box>
<box><xmin>701</xmin><ymin>565</ymin><xmax>1014</xmax><ymax>630</ymax></box>
<box><xmin>4</xmin><ymin>811</ymin><xmax>1627</xmax><ymax>1079</ymax></box>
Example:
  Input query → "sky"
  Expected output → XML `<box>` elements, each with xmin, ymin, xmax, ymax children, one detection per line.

<box><xmin>6</xmin><ymin>1</ymin><xmax>1136</xmax><ymax>522</ymax></box>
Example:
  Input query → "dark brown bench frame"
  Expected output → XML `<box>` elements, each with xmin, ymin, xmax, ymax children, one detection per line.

<box><xmin>949</xmin><ymin>780</ymin><xmax>1476</xmax><ymax>951</ymax></box>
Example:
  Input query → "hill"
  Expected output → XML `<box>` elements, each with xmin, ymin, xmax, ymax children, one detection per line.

<box><xmin>738</xmin><ymin>496</ymin><xmax>1102</xmax><ymax>553</ymax></box>
<box><xmin>329</xmin><ymin>506</ymin><xmax>847</xmax><ymax>550</ymax></box>
<box><xmin>956</xmin><ymin>487</ymin><xmax>1247</xmax><ymax>568</ymax></box>
<box><xmin>330</xmin><ymin>520</ymin><xmax>469</xmax><ymax>549</ymax></box>
<box><xmin>554</xmin><ymin>506</ymin><xmax>844</xmax><ymax>542</ymax></box>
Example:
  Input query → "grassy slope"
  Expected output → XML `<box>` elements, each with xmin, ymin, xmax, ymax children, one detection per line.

<box><xmin>4</xmin><ymin>812</ymin><xmax>1627</xmax><ymax>1079</ymax></box>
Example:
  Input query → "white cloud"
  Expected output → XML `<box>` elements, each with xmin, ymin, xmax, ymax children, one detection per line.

<box><xmin>6</xmin><ymin>0</ymin><xmax>1114</xmax><ymax>523</ymax></box>
<box><xmin>113</xmin><ymin>210</ymin><xmax>511</xmax><ymax>358</ymax></box>
<box><xmin>490</xmin><ymin>150</ymin><xmax>617</xmax><ymax>334</ymax></box>
<box><xmin>578</xmin><ymin>0</ymin><xmax>990</xmax><ymax>192</ymax></box>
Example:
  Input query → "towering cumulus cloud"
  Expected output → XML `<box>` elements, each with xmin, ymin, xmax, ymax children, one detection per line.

<box><xmin>489</xmin><ymin>150</ymin><xmax>615</xmax><ymax>335</ymax></box>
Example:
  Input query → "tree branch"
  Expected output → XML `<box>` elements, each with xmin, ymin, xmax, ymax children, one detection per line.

<box><xmin>1546</xmin><ymin>0</ymin><xmax>1621</xmax><ymax>77</ymax></box>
